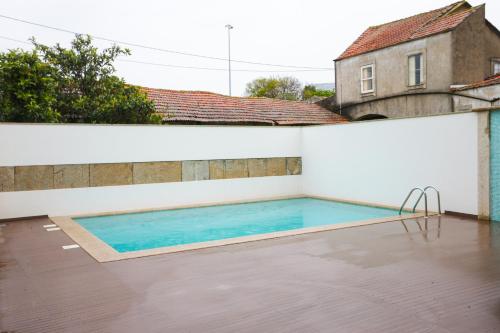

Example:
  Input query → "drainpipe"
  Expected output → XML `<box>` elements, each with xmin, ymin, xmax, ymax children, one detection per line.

<box><xmin>336</xmin><ymin>61</ymin><xmax>342</xmax><ymax>115</ymax></box>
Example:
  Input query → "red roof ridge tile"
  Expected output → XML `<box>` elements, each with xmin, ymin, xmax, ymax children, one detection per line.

<box><xmin>369</xmin><ymin>1</ymin><xmax>462</xmax><ymax>30</ymax></box>
<box><xmin>143</xmin><ymin>86</ymin><xmax>331</xmax><ymax>106</ymax></box>
<box><xmin>410</xmin><ymin>4</ymin><xmax>475</xmax><ymax>37</ymax></box>
<box><xmin>336</xmin><ymin>1</ymin><xmax>477</xmax><ymax>61</ymax></box>
<box><xmin>141</xmin><ymin>87</ymin><xmax>225</xmax><ymax>96</ymax></box>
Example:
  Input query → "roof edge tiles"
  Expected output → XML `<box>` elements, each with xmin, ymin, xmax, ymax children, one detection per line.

<box><xmin>142</xmin><ymin>87</ymin><xmax>348</xmax><ymax>126</ymax></box>
<box><xmin>335</xmin><ymin>1</ymin><xmax>477</xmax><ymax>61</ymax></box>
<box><xmin>451</xmin><ymin>73</ymin><xmax>500</xmax><ymax>91</ymax></box>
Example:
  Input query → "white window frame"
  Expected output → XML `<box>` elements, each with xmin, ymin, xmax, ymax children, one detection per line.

<box><xmin>405</xmin><ymin>49</ymin><xmax>427</xmax><ymax>90</ymax></box>
<box><xmin>492</xmin><ymin>58</ymin><xmax>500</xmax><ymax>75</ymax></box>
<box><xmin>360</xmin><ymin>64</ymin><xmax>375</xmax><ymax>94</ymax></box>
<box><xmin>407</xmin><ymin>53</ymin><xmax>424</xmax><ymax>87</ymax></box>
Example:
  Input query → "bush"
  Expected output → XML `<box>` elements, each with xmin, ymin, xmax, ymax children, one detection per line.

<box><xmin>0</xmin><ymin>35</ymin><xmax>160</xmax><ymax>124</ymax></box>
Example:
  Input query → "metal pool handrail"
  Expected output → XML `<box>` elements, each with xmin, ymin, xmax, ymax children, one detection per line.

<box><xmin>412</xmin><ymin>191</ymin><xmax>426</xmax><ymax>213</ymax></box>
<box><xmin>424</xmin><ymin>186</ymin><xmax>441</xmax><ymax>216</ymax></box>
<box><xmin>399</xmin><ymin>186</ymin><xmax>442</xmax><ymax>218</ymax></box>
<box><xmin>399</xmin><ymin>187</ymin><xmax>427</xmax><ymax>217</ymax></box>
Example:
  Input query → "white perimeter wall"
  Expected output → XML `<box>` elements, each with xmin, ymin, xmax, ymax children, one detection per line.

<box><xmin>0</xmin><ymin>112</ymin><xmax>480</xmax><ymax>219</ymax></box>
<box><xmin>0</xmin><ymin>124</ymin><xmax>302</xmax><ymax>219</ymax></box>
<box><xmin>302</xmin><ymin>113</ymin><xmax>479</xmax><ymax>214</ymax></box>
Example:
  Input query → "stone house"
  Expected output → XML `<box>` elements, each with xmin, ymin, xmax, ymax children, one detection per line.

<box><xmin>330</xmin><ymin>1</ymin><xmax>500</xmax><ymax>120</ymax></box>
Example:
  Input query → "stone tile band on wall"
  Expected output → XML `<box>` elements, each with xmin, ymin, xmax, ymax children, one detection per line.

<box><xmin>0</xmin><ymin>157</ymin><xmax>301</xmax><ymax>192</ymax></box>
<box><xmin>134</xmin><ymin>162</ymin><xmax>182</xmax><ymax>184</ymax></box>
<box><xmin>15</xmin><ymin>165</ymin><xmax>54</xmax><ymax>191</ymax></box>
<box><xmin>54</xmin><ymin>164</ymin><xmax>90</xmax><ymax>189</ymax></box>
<box><xmin>0</xmin><ymin>167</ymin><xmax>15</xmax><ymax>192</ymax></box>
<box><xmin>182</xmin><ymin>161</ymin><xmax>209</xmax><ymax>181</ymax></box>
<box><xmin>90</xmin><ymin>163</ymin><xmax>133</xmax><ymax>187</ymax></box>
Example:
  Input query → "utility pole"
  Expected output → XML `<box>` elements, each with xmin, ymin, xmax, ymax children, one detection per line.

<box><xmin>225</xmin><ymin>24</ymin><xmax>233</xmax><ymax>96</ymax></box>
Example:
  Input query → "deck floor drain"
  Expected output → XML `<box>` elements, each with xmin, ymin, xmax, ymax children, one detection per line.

<box><xmin>46</xmin><ymin>227</ymin><xmax>61</xmax><ymax>231</ymax></box>
<box><xmin>43</xmin><ymin>224</ymin><xmax>57</xmax><ymax>228</ymax></box>
<box><xmin>62</xmin><ymin>244</ymin><xmax>80</xmax><ymax>250</ymax></box>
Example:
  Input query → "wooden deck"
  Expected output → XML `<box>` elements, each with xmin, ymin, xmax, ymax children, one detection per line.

<box><xmin>1</xmin><ymin>215</ymin><xmax>500</xmax><ymax>332</ymax></box>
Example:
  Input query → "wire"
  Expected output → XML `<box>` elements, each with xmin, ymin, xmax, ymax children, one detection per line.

<box><xmin>0</xmin><ymin>35</ymin><xmax>31</xmax><ymax>45</ymax></box>
<box><xmin>0</xmin><ymin>13</ymin><xmax>333</xmax><ymax>70</ymax></box>
<box><xmin>0</xmin><ymin>35</ymin><xmax>332</xmax><ymax>73</ymax></box>
<box><xmin>118</xmin><ymin>59</ymin><xmax>332</xmax><ymax>73</ymax></box>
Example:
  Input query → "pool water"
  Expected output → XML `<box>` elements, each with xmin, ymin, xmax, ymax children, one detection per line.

<box><xmin>75</xmin><ymin>198</ymin><xmax>404</xmax><ymax>253</ymax></box>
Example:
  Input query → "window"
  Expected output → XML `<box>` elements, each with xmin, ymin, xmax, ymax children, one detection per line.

<box><xmin>408</xmin><ymin>53</ymin><xmax>424</xmax><ymax>86</ymax></box>
<box><xmin>360</xmin><ymin>64</ymin><xmax>375</xmax><ymax>94</ymax></box>
<box><xmin>493</xmin><ymin>59</ymin><xmax>500</xmax><ymax>75</ymax></box>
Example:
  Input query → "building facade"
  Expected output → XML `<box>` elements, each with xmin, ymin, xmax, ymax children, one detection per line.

<box><xmin>332</xmin><ymin>1</ymin><xmax>500</xmax><ymax>120</ymax></box>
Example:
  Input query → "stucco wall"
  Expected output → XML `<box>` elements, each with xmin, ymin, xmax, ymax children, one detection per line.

<box><xmin>0</xmin><ymin>124</ymin><xmax>303</xmax><ymax>219</ymax></box>
<box><xmin>452</xmin><ymin>85</ymin><xmax>500</xmax><ymax>111</ymax></box>
<box><xmin>339</xmin><ymin>93</ymin><xmax>453</xmax><ymax>120</ymax></box>
<box><xmin>484</xmin><ymin>23</ymin><xmax>500</xmax><ymax>77</ymax></box>
<box><xmin>452</xmin><ymin>6</ymin><xmax>500</xmax><ymax>84</ymax></box>
<box><xmin>302</xmin><ymin>112</ymin><xmax>479</xmax><ymax>215</ymax></box>
<box><xmin>0</xmin><ymin>113</ymin><xmax>483</xmax><ymax>219</ymax></box>
<box><xmin>338</xmin><ymin>92</ymin><xmax>495</xmax><ymax>121</ymax></box>
<box><xmin>336</xmin><ymin>32</ymin><xmax>453</xmax><ymax>106</ymax></box>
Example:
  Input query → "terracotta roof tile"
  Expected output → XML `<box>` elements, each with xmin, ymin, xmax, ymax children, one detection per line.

<box><xmin>452</xmin><ymin>73</ymin><xmax>500</xmax><ymax>91</ymax></box>
<box><xmin>336</xmin><ymin>1</ymin><xmax>475</xmax><ymax>60</ymax></box>
<box><xmin>143</xmin><ymin>87</ymin><xmax>348</xmax><ymax>125</ymax></box>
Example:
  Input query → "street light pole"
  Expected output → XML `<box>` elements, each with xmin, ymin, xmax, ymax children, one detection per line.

<box><xmin>225</xmin><ymin>24</ymin><xmax>233</xmax><ymax>96</ymax></box>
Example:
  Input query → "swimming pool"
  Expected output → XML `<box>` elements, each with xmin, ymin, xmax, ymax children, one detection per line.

<box><xmin>70</xmin><ymin>198</ymin><xmax>412</xmax><ymax>259</ymax></box>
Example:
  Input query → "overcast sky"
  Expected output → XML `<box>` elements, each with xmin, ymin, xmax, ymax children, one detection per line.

<box><xmin>1</xmin><ymin>0</ymin><xmax>498</xmax><ymax>96</ymax></box>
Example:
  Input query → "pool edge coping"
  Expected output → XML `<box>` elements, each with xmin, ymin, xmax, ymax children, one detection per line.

<box><xmin>50</xmin><ymin>195</ymin><xmax>430</xmax><ymax>263</ymax></box>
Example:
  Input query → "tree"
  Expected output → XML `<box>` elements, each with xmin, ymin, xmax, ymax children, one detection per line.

<box><xmin>302</xmin><ymin>85</ymin><xmax>334</xmax><ymax>101</ymax></box>
<box><xmin>245</xmin><ymin>76</ymin><xmax>302</xmax><ymax>100</ymax></box>
<box><xmin>0</xmin><ymin>35</ymin><xmax>160</xmax><ymax>124</ymax></box>
<box><xmin>0</xmin><ymin>50</ymin><xmax>59</xmax><ymax>122</ymax></box>
<box><xmin>33</xmin><ymin>35</ymin><xmax>160</xmax><ymax>124</ymax></box>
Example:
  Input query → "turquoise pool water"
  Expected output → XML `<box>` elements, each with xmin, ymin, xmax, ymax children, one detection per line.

<box><xmin>75</xmin><ymin>198</ymin><xmax>404</xmax><ymax>253</ymax></box>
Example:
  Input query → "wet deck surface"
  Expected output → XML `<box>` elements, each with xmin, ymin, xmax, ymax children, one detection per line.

<box><xmin>1</xmin><ymin>215</ymin><xmax>500</xmax><ymax>332</ymax></box>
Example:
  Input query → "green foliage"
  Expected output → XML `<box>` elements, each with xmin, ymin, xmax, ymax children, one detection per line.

<box><xmin>0</xmin><ymin>50</ymin><xmax>59</xmax><ymax>122</ymax></box>
<box><xmin>302</xmin><ymin>85</ymin><xmax>334</xmax><ymax>100</ymax></box>
<box><xmin>0</xmin><ymin>35</ymin><xmax>160</xmax><ymax>124</ymax></box>
<box><xmin>245</xmin><ymin>77</ymin><xmax>335</xmax><ymax>102</ymax></box>
<box><xmin>245</xmin><ymin>76</ymin><xmax>302</xmax><ymax>100</ymax></box>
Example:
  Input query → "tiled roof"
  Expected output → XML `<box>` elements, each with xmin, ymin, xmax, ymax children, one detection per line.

<box><xmin>143</xmin><ymin>87</ymin><xmax>348</xmax><ymax>125</ymax></box>
<box><xmin>452</xmin><ymin>74</ymin><xmax>500</xmax><ymax>91</ymax></box>
<box><xmin>336</xmin><ymin>1</ymin><xmax>475</xmax><ymax>60</ymax></box>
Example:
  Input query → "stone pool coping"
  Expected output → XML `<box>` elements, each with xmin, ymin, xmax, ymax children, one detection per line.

<box><xmin>50</xmin><ymin>195</ymin><xmax>429</xmax><ymax>262</ymax></box>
